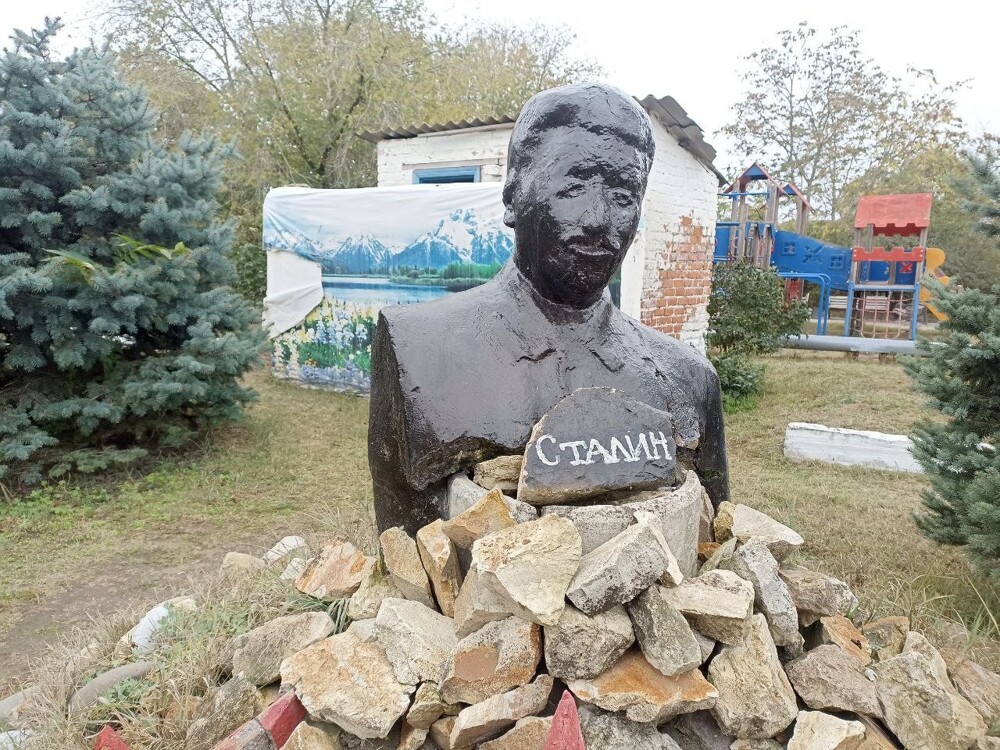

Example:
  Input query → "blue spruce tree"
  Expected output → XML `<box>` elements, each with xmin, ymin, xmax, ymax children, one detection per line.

<box><xmin>0</xmin><ymin>20</ymin><xmax>264</xmax><ymax>483</ymax></box>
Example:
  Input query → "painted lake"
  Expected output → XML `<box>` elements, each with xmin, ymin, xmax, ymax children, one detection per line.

<box><xmin>321</xmin><ymin>275</ymin><xmax>450</xmax><ymax>306</ymax></box>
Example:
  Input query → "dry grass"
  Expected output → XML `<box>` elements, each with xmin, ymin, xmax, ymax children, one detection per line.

<box><xmin>14</xmin><ymin>567</ymin><xmax>321</xmax><ymax>750</ymax></box>
<box><xmin>0</xmin><ymin>372</ymin><xmax>374</xmax><ymax>694</ymax></box>
<box><xmin>729</xmin><ymin>351</ymin><xmax>1000</xmax><ymax>667</ymax></box>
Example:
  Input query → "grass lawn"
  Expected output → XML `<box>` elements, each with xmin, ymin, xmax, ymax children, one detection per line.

<box><xmin>1</xmin><ymin>351</ymin><xmax>998</xmax><ymax>694</ymax></box>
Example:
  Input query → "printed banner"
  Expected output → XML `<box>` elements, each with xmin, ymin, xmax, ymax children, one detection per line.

<box><xmin>263</xmin><ymin>183</ymin><xmax>513</xmax><ymax>392</ymax></box>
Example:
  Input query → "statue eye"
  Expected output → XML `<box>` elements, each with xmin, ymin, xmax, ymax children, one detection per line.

<box><xmin>558</xmin><ymin>182</ymin><xmax>585</xmax><ymax>198</ymax></box>
<box><xmin>612</xmin><ymin>190</ymin><xmax>635</xmax><ymax>207</ymax></box>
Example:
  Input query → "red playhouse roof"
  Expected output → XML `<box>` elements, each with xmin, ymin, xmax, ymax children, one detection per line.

<box><xmin>854</xmin><ymin>193</ymin><xmax>933</xmax><ymax>237</ymax></box>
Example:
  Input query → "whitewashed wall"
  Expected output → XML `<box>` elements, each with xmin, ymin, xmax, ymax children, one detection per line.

<box><xmin>376</xmin><ymin>125</ymin><xmax>512</xmax><ymax>187</ymax></box>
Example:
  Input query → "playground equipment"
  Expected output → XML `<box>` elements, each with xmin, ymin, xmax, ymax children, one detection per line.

<box><xmin>714</xmin><ymin>164</ymin><xmax>948</xmax><ymax>340</ymax></box>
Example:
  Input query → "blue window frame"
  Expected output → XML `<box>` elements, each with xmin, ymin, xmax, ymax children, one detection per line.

<box><xmin>412</xmin><ymin>166</ymin><xmax>481</xmax><ymax>184</ymax></box>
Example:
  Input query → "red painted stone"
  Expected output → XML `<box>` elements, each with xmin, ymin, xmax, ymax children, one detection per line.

<box><xmin>543</xmin><ymin>690</ymin><xmax>586</xmax><ymax>750</ymax></box>
<box><xmin>94</xmin><ymin>726</ymin><xmax>130</xmax><ymax>750</ymax></box>
<box><xmin>212</xmin><ymin>719</ymin><xmax>273</xmax><ymax>750</ymax></box>
<box><xmin>257</xmin><ymin>691</ymin><xmax>307</xmax><ymax>748</ymax></box>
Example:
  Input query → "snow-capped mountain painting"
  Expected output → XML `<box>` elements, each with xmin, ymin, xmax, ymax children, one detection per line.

<box><xmin>263</xmin><ymin>184</ymin><xmax>513</xmax><ymax>278</ymax></box>
<box><xmin>263</xmin><ymin>183</ymin><xmax>513</xmax><ymax>393</ymax></box>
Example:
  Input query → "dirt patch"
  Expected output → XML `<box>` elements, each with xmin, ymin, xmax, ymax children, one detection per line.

<box><xmin>0</xmin><ymin>523</ymin><xmax>270</xmax><ymax>695</ymax></box>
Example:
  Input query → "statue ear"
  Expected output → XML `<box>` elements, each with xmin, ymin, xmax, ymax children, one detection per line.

<box><xmin>502</xmin><ymin>176</ymin><xmax>518</xmax><ymax>228</ymax></box>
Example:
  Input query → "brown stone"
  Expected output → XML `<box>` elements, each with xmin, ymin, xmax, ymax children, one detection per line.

<box><xmin>816</xmin><ymin>616</ymin><xmax>871</xmax><ymax>666</ymax></box>
<box><xmin>944</xmin><ymin>653</ymin><xmax>1000</xmax><ymax>728</ymax></box>
<box><xmin>416</xmin><ymin>519</ymin><xmax>464</xmax><ymax>618</ymax></box>
<box><xmin>441</xmin><ymin>616</ymin><xmax>542</xmax><ymax>705</ymax></box>
<box><xmin>295</xmin><ymin>541</ymin><xmax>374</xmax><ymax>599</ymax></box>
<box><xmin>779</xmin><ymin>567</ymin><xmax>858</xmax><ymax>627</ymax></box>
<box><xmin>567</xmin><ymin>648</ymin><xmax>718</xmax><ymax>724</ymax></box>
<box><xmin>861</xmin><ymin>616</ymin><xmax>908</xmax><ymax>662</ymax></box>
<box><xmin>479</xmin><ymin>716</ymin><xmax>552</xmax><ymax>749</ymax></box>
<box><xmin>473</xmin><ymin>455</ymin><xmax>523</xmax><ymax>493</ymax></box>
<box><xmin>785</xmin><ymin>645</ymin><xmax>882</xmax><ymax>718</ymax></box>
<box><xmin>699</xmin><ymin>542</ymin><xmax>721</xmax><ymax>560</ymax></box>
<box><xmin>399</xmin><ymin>723</ymin><xmax>428</xmax><ymax>750</ymax></box>
<box><xmin>379</xmin><ymin>527</ymin><xmax>435</xmax><ymax>609</ymax></box>
<box><xmin>854</xmin><ymin>715</ymin><xmax>897</xmax><ymax>750</ymax></box>
<box><xmin>431</xmin><ymin>716</ymin><xmax>457</xmax><ymax>750</ymax></box>
<box><xmin>441</xmin><ymin>489</ymin><xmax>517</xmax><ymax>549</ymax></box>
<box><xmin>449</xmin><ymin>675</ymin><xmax>554</xmax><ymax>748</ymax></box>
<box><xmin>406</xmin><ymin>682</ymin><xmax>461</xmax><ymax>730</ymax></box>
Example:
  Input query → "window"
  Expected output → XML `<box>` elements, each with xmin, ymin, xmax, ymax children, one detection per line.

<box><xmin>412</xmin><ymin>166</ymin><xmax>480</xmax><ymax>184</ymax></box>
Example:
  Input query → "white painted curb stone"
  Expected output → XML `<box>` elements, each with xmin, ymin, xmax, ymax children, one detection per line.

<box><xmin>784</xmin><ymin>422</ymin><xmax>923</xmax><ymax>473</ymax></box>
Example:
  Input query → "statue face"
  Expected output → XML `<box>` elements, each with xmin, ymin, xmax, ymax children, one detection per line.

<box><xmin>507</xmin><ymin>128</ymin><xmax>648</xmax><ymax>307</ymax></box>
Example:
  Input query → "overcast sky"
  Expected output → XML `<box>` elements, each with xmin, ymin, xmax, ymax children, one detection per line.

<box><xmin>2</xmin><ymin>0</ymin><xmax>996</xmax><ymax>172</ymax></box>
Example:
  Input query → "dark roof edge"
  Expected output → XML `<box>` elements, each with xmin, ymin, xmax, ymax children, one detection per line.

<box><xmin>638</xmin><ymin>95</ymin><xmax>725</xmax><ymax>186</ymax></box>
<box><xmin>358</xmin><ymin>115</ymin><xmax>517</xmax><ymax>144</ymax></box>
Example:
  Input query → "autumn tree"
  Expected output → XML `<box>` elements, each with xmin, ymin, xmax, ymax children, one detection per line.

<box><xmin>722</xmin><ymin>23</ymin><xmax>965</xmax><ymax>220</ymax></box>
<box><xmin>96</xmin><ymin>0</ymin><xmax>598</xmax><ymax>300</ymax></box>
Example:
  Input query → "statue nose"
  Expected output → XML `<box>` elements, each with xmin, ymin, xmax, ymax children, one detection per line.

<box><xmin>580</xmin><ymin>193</ymin><xmax>607</xmax><ymax>229</ymax></box>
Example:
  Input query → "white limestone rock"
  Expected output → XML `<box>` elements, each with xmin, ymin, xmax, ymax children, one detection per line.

<box><xmin>280</xmin><ymin>622</ymin><xmax>414</xmax><ymax>740</ymax></box>
<box><xmin>707</xmin><ymin>614</ymin><xmax>798</xmax><ymax>739</ymax></box>
<box><xmin>448</xmin><ymin>675</ymin><xmax>554</xmax><ymax>749</ymax></box>
<box><xmin>787</xmin><ymin>711</ymin><xmax>865</xmax><ymax>750</ymax></box>
<box><xmin>371</xmin><ymin>597</ymin><xmax>457</xmax><ymax>686</ymax></box>
<box><xmin>566</xmin><ymin>518</ymin><xmax>673</xmax><ymax>616</ymax></box>
<box><xmin>472</xmin><ymin>515</ymin><xmax>582</xmax><ymax>626</ymax></box>
<box><xmin>441</xmin><ymin>616</ymin><xmax>542</xmax><ymax>705</ymax></box>
<box><xmin>452</xmin><ymin>562</ymin><xmax>511</xmax><ymax>638</ymax></box>
<box><xmin>628</xmin><ymin>585</ymin><xmax>703</xmax><ymax>678</ymax></box>
<box><xmin>720</xmin><ymin>538</ymin><xmax>803</xmax><ymax>654</ymax></box>
<box><xmin>416</xmin><ymin>518</ymin><xmax>464</xmax><ymax>618</ymax></box>
<box><xmin>874</xmin><ymin>632</ymin><xmax>986</xmax><ymax>750</ymax></box>
<box><xmin>347</xmin><ymin>568</ymin><xmax>404</xmax><ymax>621</ymax></box>
<box><xmin>379</xmin><ymin>526</ymin><xmax>435</xmax><ymax>609</ymax></box>
<box><xmin>264</xmin><ymin>535</ymin><xmax>311</xmax><ymax>565</ymax></box>
<box><xmin>232</xmin><ymin>612</ymin><xmax>335</xmax><ymax>686</ymax></box>
<box><xmin>779</xmin><ymin>566</ymin><xmax>859</xmax><ymax>627</ymax></box>
<box><xmin>544</xmin><ymin>603</ymin><xmax>635</xmax><ymax>681</ymax></box>
<box><xmin>659</xmin><ymin>570</ymin><xmax>754</xmax><ymax>645</ymax></box>
<box><xmin>714</xmin><ymin>502</ymin><xmax>803</xmax><ymax>561</ymax></box>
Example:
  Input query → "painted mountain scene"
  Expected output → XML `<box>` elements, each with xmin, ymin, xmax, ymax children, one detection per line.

<box><xmin>264</xmin><ymin>183</ymin><xmax>513</xmax><ymax>392</ymax></box>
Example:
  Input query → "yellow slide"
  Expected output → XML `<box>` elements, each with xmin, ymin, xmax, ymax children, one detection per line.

<box><xmin>920</xmin><ymin>247</ymin><xmax>950</xmax><ymax>321</ymax></box>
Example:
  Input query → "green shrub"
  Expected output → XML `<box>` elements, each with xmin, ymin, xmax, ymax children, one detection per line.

<box><xmin>904</xmin><ymin>280</ymin><xmax>1000</xmax><ymax>575</ymax></box>
<box><xmin>707</xmin><ymin>261</ymin><xmax>809</xmax><ymax>409</ymax></box>
<box><xmin>0</xmin><ymin>22</ymin><xmax>264</xmax><ymax>485</ymax></box>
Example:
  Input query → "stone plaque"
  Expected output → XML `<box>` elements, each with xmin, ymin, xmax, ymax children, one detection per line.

<box><xmin>517</xmin><ymin>387</ymin><xmax>678</xmax><ymax>505</ymax></box>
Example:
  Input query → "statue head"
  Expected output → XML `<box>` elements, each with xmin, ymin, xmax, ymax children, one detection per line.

<box><xmin>503</xmin><ymin>82</ymin><xmax>655</xmax><ymax>308</ymax></box>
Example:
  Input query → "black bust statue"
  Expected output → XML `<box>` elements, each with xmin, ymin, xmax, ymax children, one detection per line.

<box><xmin>369</xmin><ymin>82</ymin><xmax>729</xmax><ymax>535</ymax></box>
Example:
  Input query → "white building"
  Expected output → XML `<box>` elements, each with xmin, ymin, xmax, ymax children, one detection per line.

<box><xmin>360</xmin><ymin>96</ymin><xmax>724</xmax><ymax>351</ymax></box>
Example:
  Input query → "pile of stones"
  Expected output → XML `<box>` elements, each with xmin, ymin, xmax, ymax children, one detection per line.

<box><xmin>277</xmin><ymin>456</ymin><xmax>999</xmax><ymax>749</ymax></box>
<box><xmin>4</xmin><ymin>459</ymin><xmax>1000</xmax><ymax>750</ymax></box>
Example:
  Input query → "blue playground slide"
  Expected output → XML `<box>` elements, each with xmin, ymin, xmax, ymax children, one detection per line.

<box><xmin>714</xmin><ymin>227</ymin><xmax>911</xmax><ymax>290</ymax></box>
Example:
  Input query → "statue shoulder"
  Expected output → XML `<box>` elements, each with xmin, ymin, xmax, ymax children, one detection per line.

<box><xmin>621</xmin><ymin>313</ymin><xmax>719</xmax><ymax>388</ymax></box>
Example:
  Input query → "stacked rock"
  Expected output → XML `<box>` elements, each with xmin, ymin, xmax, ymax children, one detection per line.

<box><xmin>272</xmin><ymin>455</ymin><xmax>1000</xmax><ymax>750</ymax></box>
